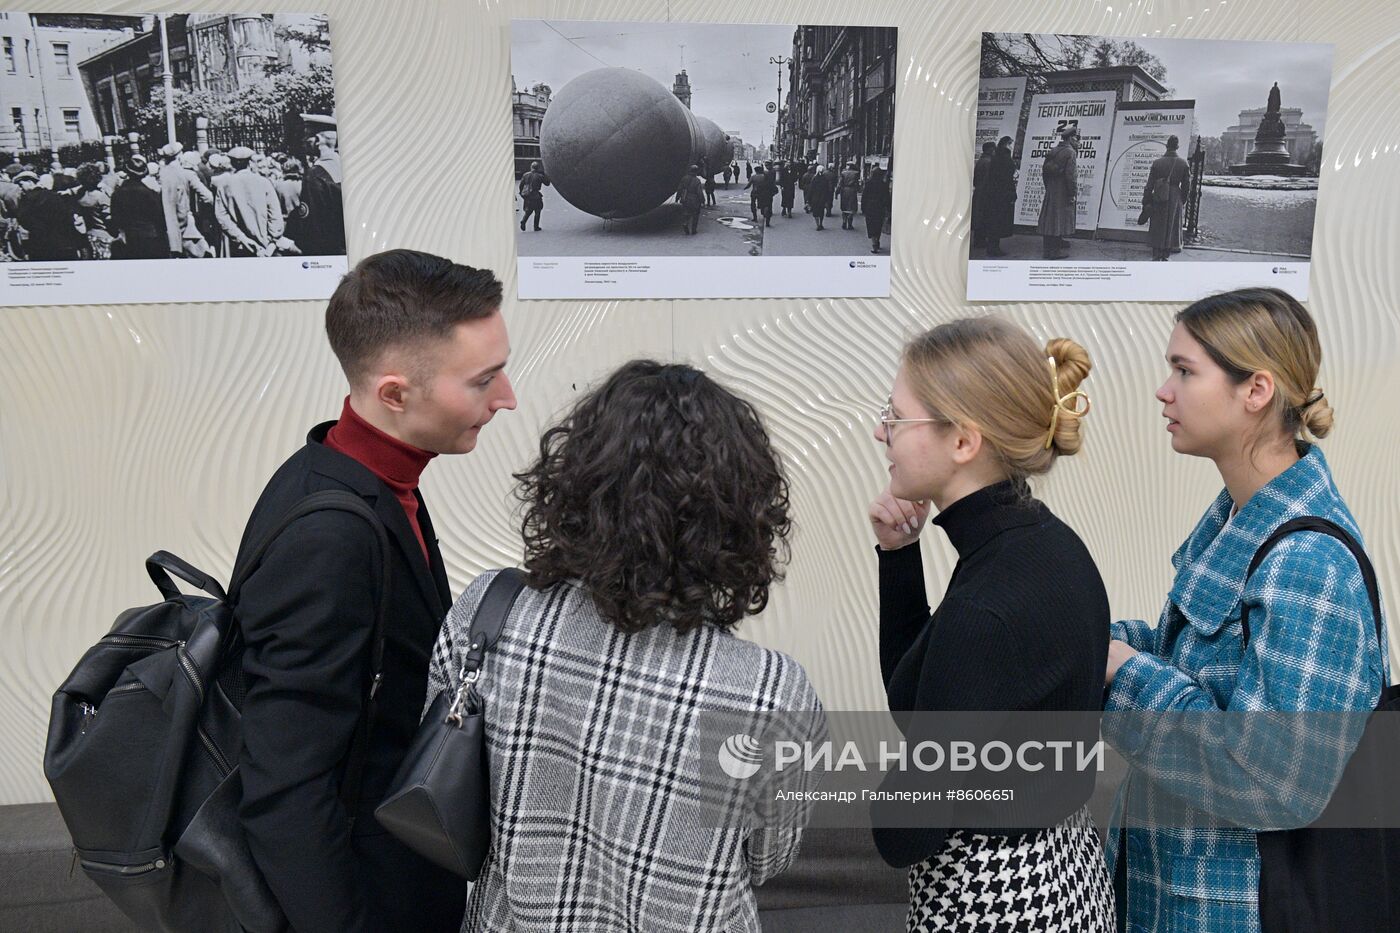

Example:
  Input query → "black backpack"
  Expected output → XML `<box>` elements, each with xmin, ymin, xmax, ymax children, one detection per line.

<box><xmin>1244</xmin><ymin>517</ymin><xmax>1400</xmax><ymax>932</ymax></box>
<box><xmin>43</xmin><ymin>491</ymin><xmax>389</xmax><ymax>933</ymax></box>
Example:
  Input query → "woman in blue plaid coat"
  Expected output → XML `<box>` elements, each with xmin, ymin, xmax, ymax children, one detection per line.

<box><xmin>1102</xmin><ymin>288</ymin><xmax>1391</xmax><ymax>932</ymax></box>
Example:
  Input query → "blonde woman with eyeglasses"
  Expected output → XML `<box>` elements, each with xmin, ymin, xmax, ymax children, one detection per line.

<box><xmin>867</xmin><ymin>317</ymin><xmax>1114</xmax><ymax>932</ymax></box>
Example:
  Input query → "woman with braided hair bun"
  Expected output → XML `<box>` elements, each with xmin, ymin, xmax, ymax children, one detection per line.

<box><xmin>868</xmin><ymin>317</ymin><xmax>1114</xmax><ymax>931</ymax></box>
<box><xmin>1103</xmin><ymin>288</ymin><xmax>1389</xmax><ymax>932</ymax></box>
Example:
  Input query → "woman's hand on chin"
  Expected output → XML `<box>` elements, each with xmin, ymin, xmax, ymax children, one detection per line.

<box><xmin>869</xmin><ymin>487</ymin><xmax>930</xmax><ymax>551</ymax></box>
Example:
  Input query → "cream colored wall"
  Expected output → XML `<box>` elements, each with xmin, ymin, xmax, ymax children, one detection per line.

<box><xmin>3</xmin><ymin>0</ymin><xmax>1398</xmax><ymax>805</ymax></box>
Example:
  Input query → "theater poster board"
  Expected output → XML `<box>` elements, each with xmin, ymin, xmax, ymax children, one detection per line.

<box><xmin>1097</xmin><ymin>100</ymin><xmax>1197</xmax><ymax>237</ymax></box>
<box><xmin>1013</xmin><ymin>91</ymin><xmax>1117</xmax><ymax>232</ymax></box>
<box><xmin>975</xmin><ymin>76</ymin><xmax>1026</xmax><ymax>159</ymax></box>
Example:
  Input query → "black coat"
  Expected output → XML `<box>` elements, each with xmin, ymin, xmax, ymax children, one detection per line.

<box><xmin>985</xmin><ymin>147</ymin><xmax>1017</xmax><ymax>239</ymax></box>
<box><xmin>779</xmin><ymin>172</ymin><xmax>797</xmax><ymax>208</ymax></box>
<box><xmin>806</xmin><ymin>171</ymin><xmax>834</xmax><ymax>207</ymax></box>
<box><xmin>109</xmin><ymin>178</ymin><xmax>167</xmax><ymax>259</ymax></box>
<box><xmin>970</xmin><ymin>155</ymin><xmax>994</xmax><ymax>234</ymax></box>
<box><xmin>298</xmin><ymin>164</ymin><xmax>346</xmax><ymax>256</ymax></box>
<box><xmin>234</xmin><ymin>422</ymin><xmax>467</xmax><ymax>932</ymax></box>
<box><xmin>16</xmin><ymin>188</ymin><xmax>83</xmax><ymax>260</ymax></box>
<box><xmin>862</xmin><ymin>172</ymin><xmax>891</xmax><ymax>238</ymax></box>
<box><xmin>862</xmin><ymin>172</ymin><xmax>890</xmax><ymax>218</ymax></box>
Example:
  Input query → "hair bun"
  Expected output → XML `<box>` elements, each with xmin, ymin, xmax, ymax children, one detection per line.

<box><xmin>1300</xmin><ymin>388</ymin><xmax>1333</xmax><ymax>439</ymax></box>
<box><xmin>1045</xmin><ymin>338</ymin><xmax>1091</xmax><ymax>391</ymax></box>
<box><xmin>1044</xmin><ymin>338</ymin><xmax>1092</xmax><ymax>455</ymax></box>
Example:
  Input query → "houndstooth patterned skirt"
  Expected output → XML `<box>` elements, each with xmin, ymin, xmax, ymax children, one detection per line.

<box><xmin>906</xmin><ymin>805</ymin><xmax>1114</xmax><ymax>932</ymax></box>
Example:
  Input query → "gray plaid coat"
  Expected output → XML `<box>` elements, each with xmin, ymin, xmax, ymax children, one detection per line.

<box><xmin>426</xmin><ymin>572</ymin><xmax>827</xmax><ymax>932</ymax></box>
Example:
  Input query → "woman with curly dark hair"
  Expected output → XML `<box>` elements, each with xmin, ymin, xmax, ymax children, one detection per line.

<box><xmin>426</xmin><ymin>359</ymin><xmax>827</xmax><ymax>933</ymax></box>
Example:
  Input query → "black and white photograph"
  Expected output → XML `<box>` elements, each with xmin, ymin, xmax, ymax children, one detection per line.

<box><xmin>968</xmin><ymin>31</ymin><xmax>1332</xmax><ymax>301</ymax></box>
<box><xmin>0</xmin><ymin>13</ymin><xmax>345</xmax><ymax>306</ymax></box>
<box><xmin>511</xmin><ymin>20</ymin><xmax>896</xmax><ymax>299</ymax></box>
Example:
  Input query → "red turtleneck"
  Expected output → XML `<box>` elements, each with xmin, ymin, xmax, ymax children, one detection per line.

<box><xmin>324</xmin><ymin>397</ymin><xmax>436</xmax><ymax>564</ymax></box>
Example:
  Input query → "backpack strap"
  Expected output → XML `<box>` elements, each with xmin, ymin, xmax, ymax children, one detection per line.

<box><xmin>147</xmin><ymin>550</ymin><xmax>228</xmax><ymax>601</ymax></box>
<box><xmin>227</xmin><ymin>490</ymin><xmax>392</xmax><ymax>820</ymax></box>
<box><xmin>1240</xmin><ymin>518</ymin><xmax>1384</xmax><ymax>665</ymax></box>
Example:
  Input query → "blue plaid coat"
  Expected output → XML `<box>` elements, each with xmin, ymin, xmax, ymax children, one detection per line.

<box><xmin>1103</xmin><ymin>445</ymin><xmax>1390</xmax><ymax>933</ymax></box>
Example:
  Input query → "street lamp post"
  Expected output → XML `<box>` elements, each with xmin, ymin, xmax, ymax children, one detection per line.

<box><xmin>769</xmin><ymin>55</ymin><xmax>788</xmax><ymax>159</ymax></box>
<box><xmin>158</xmin><ymin>14</ymin><xmax>176</xmax><ymax>146</ymax></box>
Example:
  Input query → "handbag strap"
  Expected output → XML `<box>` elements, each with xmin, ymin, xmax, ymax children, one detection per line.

<box><xmin>227</xmin><ymin>489</ymin><xmax>392</xmax><ymax>817</ymax></box>
<box><xmin>447</xmin><ymin>568</ymin><xmax>527</xmax><ymax>723</ymax></box>
<box><xmin>1240</xmin><ymin>518</ymin><xmax>1384</xmax><ymax>665</ymax></box>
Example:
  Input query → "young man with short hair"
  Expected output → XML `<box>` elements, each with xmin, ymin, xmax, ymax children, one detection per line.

<box><xmin>235</xmin><ymin>249</ymin><xmax>516</xmax><ymax>932</ymax></box>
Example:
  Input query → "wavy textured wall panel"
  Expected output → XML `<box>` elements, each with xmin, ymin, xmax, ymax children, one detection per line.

<box><xmin>2</xmin><ymin>0</ymin><xmax>1398</xmax><ymax>804</ymax></box>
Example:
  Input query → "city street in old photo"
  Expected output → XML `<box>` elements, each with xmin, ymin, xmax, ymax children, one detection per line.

<box><xmin>511</xmin><ymin>21</ymin><xmax>896</xmax><ymax>299</ymax></box>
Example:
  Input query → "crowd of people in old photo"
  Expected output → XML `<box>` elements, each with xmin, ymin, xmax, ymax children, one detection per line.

<box><xmin>0</xmin><ymin>120</ymin><xmax>344</xmax><ymax>263</ymax></box>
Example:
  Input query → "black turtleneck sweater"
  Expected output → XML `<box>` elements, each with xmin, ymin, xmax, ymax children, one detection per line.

<box><xmin>872</xmin><ymin>479</ymin><xmax>1109</xmax><ymax>866</ymax></box>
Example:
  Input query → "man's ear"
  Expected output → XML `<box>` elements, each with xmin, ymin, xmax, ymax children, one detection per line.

<box><xmin>373</xmin><ymin>372</ymin><xmax>411</xmax><ymax>413</ymax></box>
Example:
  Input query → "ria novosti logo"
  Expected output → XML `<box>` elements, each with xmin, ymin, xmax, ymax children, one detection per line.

<box><xmin>717</xmin><ymin>735</ymin><xmax>1106</xmax><ymax>780</ymax></box>
<box><xmin>717</xmin><ymin>733</ymin><xmax>763</xmax><ymax>779</ymax></box>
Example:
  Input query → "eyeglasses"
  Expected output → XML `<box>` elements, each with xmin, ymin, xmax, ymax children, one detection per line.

<box><xmin>878</xmin><ymin>397</ymin><xmax>945</xmax><ymax>447</ymax></box>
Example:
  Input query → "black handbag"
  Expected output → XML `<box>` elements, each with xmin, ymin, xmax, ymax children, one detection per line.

<box><xmin>375</xmin><ymin>568</ymin><xmax>527</xmax><ymax>879</ymax></box>
<box><xmin>1242</xmin><ymin>517</ymin><xmax>1400</xmax><ymax>932</ymax></box>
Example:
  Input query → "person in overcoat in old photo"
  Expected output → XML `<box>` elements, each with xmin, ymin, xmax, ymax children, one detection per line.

<box><xmin>970</xmin><ymin>142</ymin><xmax>996</xmax><ymax>250</ymax></box>
<box><xmin>983</xmin><ymin>136</ymin><xmax>1017</xmax><ymax>256</ymax></box>
<box><xmin>1137</xmin><ymin>135</ymin><xmax>1190</xmax><ymax>260</ymax></box>
<box><xmin>838</xmin><ymin>161</ymin><xmax>863</xmax><ymax>229</ymax></box>
<box><xmin>1037</xmin><ymin>127</ymin><xmax>1079</xmax><ymax>259</ymax></box>
<box><xmin>807</xmin><ymin>165</ymin><xmax>835</xmax><ymax>230</ymax></box>
<box><xmin>863</xmin><ymin>165</ymin><xmax>891</xmax><ymax>254</ymax></box>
